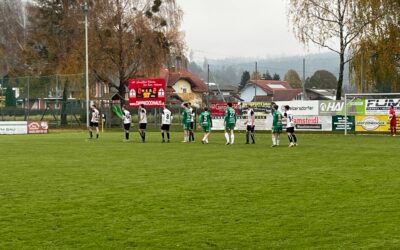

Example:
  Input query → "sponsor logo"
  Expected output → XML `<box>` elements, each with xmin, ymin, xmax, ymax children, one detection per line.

<box><xmin>296</xmin><ymin>124</ymin><xmax>322</xmax><ymax>129</ymax></box>
<box><xmin>320</xmin><ymin>102</ymin><xmax>344</xmax><ymax>112</ymax></box>
<box><xmin>291</xmin><ymin>105</ymin><xmax>315</xmax><ymax>111</ymax></box>
<box><xmin>129</xmin><ymin>100</ymin><xmax>165</xmax><ymax>106</ymax></box>
<box><xmin>293</xmin><ymin>117</ymin><xmax>323</xmax><ymax>130</ymax></box>
<box><xmin>365</xmin><ymin>99</ymin><xmax>400</xmax><ymax>115</ymax></box>
<box><xmin>28</xmin><ymin>122</ymin><xmax>40</xmax><ymax>130</ymax></box>
<box><xmin>293</xmin><ymin>117</ymin><xmax>319</xmax><ymax>124</ymax></box>
<box><xmin>366</xmin><ymin>99</ymin><xmax>400</xmax><ymax>108</ymax></box>
<box><xmin>356</xmin><ymin>116</ymin><xmax>385</xmax><ymax>131</ymax></box>
<box><xmin>349</xmin><ymin>101</ymin><xmax>364</xmax><ymax>106</ymax></box>
<box><xmin>28</xmin><ymin>121</ymin><xmax>48</xmax><ymax>134</ymax></box>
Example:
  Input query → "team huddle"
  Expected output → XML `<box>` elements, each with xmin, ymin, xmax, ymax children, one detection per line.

<box><xmin>88</xmin><ymin>102</ymin><xmax>299</xmax><ymax>147</ymax></box>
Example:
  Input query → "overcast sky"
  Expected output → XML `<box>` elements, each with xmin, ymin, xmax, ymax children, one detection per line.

<box><xmin>176</xmin><ymin>0</ymin><xmax>329</xmax><ymax>60</ymax></box>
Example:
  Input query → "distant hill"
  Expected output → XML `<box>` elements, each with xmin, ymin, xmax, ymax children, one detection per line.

<box><xmin>191</xmin><ymin>52</ymin><xmax>350</xmax><ymax>88</ymax></box>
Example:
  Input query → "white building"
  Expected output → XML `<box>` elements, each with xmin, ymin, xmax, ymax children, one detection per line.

<box><xmin>240</xmin><ymin>80</ymin><xmax>302</xmax><ymax>102</ymax></box>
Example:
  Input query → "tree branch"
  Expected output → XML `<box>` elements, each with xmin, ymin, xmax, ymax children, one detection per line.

<box><xmin>303</xmin><ymin>32</ymin><xmax>340</xmax><ymax>54</ymax></box>
<box><xmin>309</xmin><ymin>0</ymin><xmax>339</xmax><ymax>20</ymax></box>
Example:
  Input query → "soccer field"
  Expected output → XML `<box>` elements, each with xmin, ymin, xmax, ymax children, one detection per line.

<box><xmin>1</xmin><ymin>131</ymin><xmax>400</xmax><ymax>249</ymax></box>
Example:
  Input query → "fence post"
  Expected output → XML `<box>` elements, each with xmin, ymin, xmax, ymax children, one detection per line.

<box><xmin>27</xmin><ymin>76</ymin><xmax>30</xmax><ymax>121</ymax></box>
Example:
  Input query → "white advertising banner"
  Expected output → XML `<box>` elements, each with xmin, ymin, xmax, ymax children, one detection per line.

<box><xmin>319</xmin><ymin>101</ymin><xmax>345</xmax><ymax>116</ymax></box>
<box><xmin>0</xmin><ymin>121</ymin><xmax>28</xmax><ymax>135</ymax></box>
<box><xmin>293</xmin><ymin>116</ymin><xmax>332</xmax><ymax>131</ymax></box>
<box><xmin>365</xmin><ymin>99</ymin><xmax>400</xmax><ymax>115</ymax></box>
<box><xmin>211</xmin><ymin>118</ymin><xmax>225</xmax><ymax>130</ymax></box>
<box><xmin>211</xmin><ymin>118</ymin><xmax>269</xmax><ymax>131</ymax></box>
<box><xmin>210</xmin><ymin>115</ymin><xmax>331</xmax><ymax>131</ymax></box>
<box><xmin>275</xmin><ymin>101</ymin><xmax>319</xmax><ymax>116</ymax></box>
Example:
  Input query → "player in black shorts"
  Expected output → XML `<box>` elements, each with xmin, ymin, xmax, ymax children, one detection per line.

<box><xmin>89</xmin><ymin>104</ymin><xmax>100</xmax><ymax>139</ymax></box>
<box><xmin>138</xmin><ymin>104</ymin><xmax>147</xmax><ymax>143</ymax></box>
<box><xmin>161</xmin><ymin>105</ymin><xmax>172</xmax><ymax>143</ymax></box>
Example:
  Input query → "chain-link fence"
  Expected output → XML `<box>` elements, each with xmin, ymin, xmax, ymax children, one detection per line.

<box><xmin>0</xmin><ymin>74</ymin><xmax>87</xmax><ymax>127</ymax></box>
<box><xmin>0</xmin><ymin>74</ymin><xmax>197</xmax><ymax>130</ymax></box>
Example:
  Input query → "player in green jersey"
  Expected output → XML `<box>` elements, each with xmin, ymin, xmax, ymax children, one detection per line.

<box><xmin>271</xmin><ymin>104</ymin><xmax>283</xmax><ymax>147</ymax></box>
<box><xmin>199</xmin><ymin>107</ymin><xmax>212</xmax><ymax>144</ymax></box>
<box><xmin>224</xmin><ymin>102</ymin><xmax>237</xmax><ymax>145</ymax></box>
<box><xmin>181</xmin><ymin>102</ymin><xmax>192</xmax><ymax>142</ymax></box>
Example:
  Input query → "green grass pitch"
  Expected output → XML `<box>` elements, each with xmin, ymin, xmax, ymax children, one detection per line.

<box><xmin>1</xmin><ymin>131</ymin><xmax>400</xmax><ymax>249</ymax></box>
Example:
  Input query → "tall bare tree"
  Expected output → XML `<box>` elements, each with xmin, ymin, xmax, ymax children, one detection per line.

<box><xmin>88</xmin><ymin>0</ymin><xmax>184</xmax><ymax>99</ymax></box>
<box><xmin>28</xmin><ymin>0</ymin><xmax>85</xmax><ymax>75</ymax></box>
<box><xmin>288</xmin><ymin>0</ymin><xmax>372</xmax><ymax>99</ymax></box>
<box><xmin>24</xmin><ymin>0</ymin><xmax>183</xmax><ymax>100</ymax></box>
<box><xmin>0</xmin><ymin>0</ymin><xmax>30</xmax><ymax>75</ymax></box>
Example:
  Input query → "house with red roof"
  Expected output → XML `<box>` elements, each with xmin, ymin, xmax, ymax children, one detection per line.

<box><xmin>240</xmin><ymin>80</ymin><xmax>302</xmax><ymax>102</ymax></box>
<box><xmin>160</xmin><ymin>67</ymin><xmax>208</xmax><ymax>107</ymax></box>
<box><xmin>95</xmin><ymin>67</ymin><xmax>208</xmax><ymax>107</ymax></box>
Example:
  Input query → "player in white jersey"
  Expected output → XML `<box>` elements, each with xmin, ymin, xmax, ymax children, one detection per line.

<box><xmin>89</xmin><ymin>104</ymin><xmax>100</xmax><ymax>139</ymax></box>
<box><xmin>138</xmin><ymin>104</ymin><xmax>147</xmax><ymax>143</ymax></box>
<box><xmin>244</xmin><ymin>104</ymin><xmax>255</xmax><ymax>144</ymax></box>
<box><xmin>283</xmin><ymin>105</ymin><xmax>297</xmax><ymax>147</ymax></box>
<box><xmin>122</xmin><ymin>105</ymin><xmax>131</xmax><ymax>141</ymax></box>
<box><xmin>188</xmin><ymin>102</ymin><xmax>195</xmax><ymax>142</ymax></box>
<box><xmin>161</xmin><ymin>105</ymin><xmax>172</xmax><ymax>143</ymax></box>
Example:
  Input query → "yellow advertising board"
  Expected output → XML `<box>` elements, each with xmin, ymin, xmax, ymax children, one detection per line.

<box><xmin>355</xmin><ymin>115</ymin><xmax>389</xmax><ymax>132</ymax></box>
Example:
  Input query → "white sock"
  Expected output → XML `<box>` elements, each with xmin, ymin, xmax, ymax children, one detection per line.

<box><xmin>277</xmin><ymin>139</ymin><xmax>280</xmax><ymax>146</ymax></box>
<box><xmin>272</xmin><ymin>137</ymin><xmax>276</xmax><ymax>145</ymax></box>
<box><xmin>231</xmin><ymin>131</ymin><xmax>234</xmax><ymax>144</ymax></box>
<box><xmin>225</xmin><ymin>132</ymin><xmax>230</xmax><ymax>143</ymax></box>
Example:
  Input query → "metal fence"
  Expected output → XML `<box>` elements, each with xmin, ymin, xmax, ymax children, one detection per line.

<box><xmin>0</xmin><ymin>74</ymin><xmax>87</xmax><ymax>127</ymax></box>
<box><xmin>0</xmin><ymin>74</ymin><xmax>194</xmax><ymax>129</ymax></box>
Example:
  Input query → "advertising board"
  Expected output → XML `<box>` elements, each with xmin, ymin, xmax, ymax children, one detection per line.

<box><xmin>210</xmin><ymin>102</ymin><xmax>238</xmax><ymax>117</ymax></box>
<box><xmin>28</xmin><ymin>121</ymin><xmax>49</xmax><ymax>134</ymax></box>
<box><xmin>128</xmin><ymin>78</ymin><xmax>166</xmax><ymax>107</ymax></box>
<box><xmin>355</xmin><ymin>115</ymin><xmax>389</xmax><ymax>132</ymax></box>
<box><xmin>0</xmin><ymin>121</ymin><xmax>28</xmax><ymax>135</ymax></box>
<box><xmin>275</xmin><ymin>101</ymin><xmax>319</xmax><ymax>116</ymax></box>
<box><xmin>332</xmin><ymin>116</ymin><xmax>355</xmax><ymax>131</ymax></box>
<box><xmin>365</xmin><ymin>99</ymin><xmax>400</xmax><ymax>115</ymax></box>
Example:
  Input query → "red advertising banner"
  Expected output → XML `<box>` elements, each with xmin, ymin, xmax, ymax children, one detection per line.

<box><xmin>128</xmin><ymin>78</ymin><xmax>166</xmax><ymax>107</ymax></box>
<box><xmin>211</xmin><ymin>102</ymin><xmax>238</xmax><ymax>117</ymax></box>
<box><xmin>28</xmin><ymin>121</ymin><xmax>48</xmax><ymax>134</ymax></box>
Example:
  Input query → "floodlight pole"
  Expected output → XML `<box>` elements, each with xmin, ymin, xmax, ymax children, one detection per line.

<box><xmin>344</xmin><ymin>94</ymin><xmax>348</xmax><ymax>135</ymax></box>
<box><xmin>302</xmin><ymin>58</ymin><xmax>307</xmax><ymax>100</ymax></box>
<box><xmin>83</xmin><ymin>2</ymin><xmax>89</xmax><ymax>128</ymax></box>
<box><xmin>255</xmin><ymin>62</ymin><xmax>257</xmax><ymax>100</ymax></box>
<box><xmin>207</xmin><ymin>64</ymin><xmax>210</xmax><ymax>107</ymax></box>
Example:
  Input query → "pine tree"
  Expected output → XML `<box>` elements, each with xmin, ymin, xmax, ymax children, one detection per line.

<box><xmin>238</xmin><ymin>71</ymin><xmax>250</xmax><ymax>90</ymax></box>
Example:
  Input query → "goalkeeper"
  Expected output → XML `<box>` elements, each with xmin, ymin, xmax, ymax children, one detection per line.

<box><xmin>389</xmin><ymin>105</ymin><xmax>396</xmax><ymax>136</ymax></box>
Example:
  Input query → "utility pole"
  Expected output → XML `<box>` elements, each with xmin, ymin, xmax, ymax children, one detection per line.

<box><xmin>360</xmin><ymin>54</ymin><xmax>365</xmax><ymax>93</ymax></box>
<box><xmin>83</xmin><ymin>2</ymin><xmax>89</xmax><ymax>128</ymax></box>
<box><xmin>27</xmin><ymin>76</ymin><xmax>30</xmax><ymax>120</ymax></box>
<box><xmin>207</xmin><ymin>64</ymin><xmax>210</xmax><ymax>107</ymax></box>
<box><xmin>254</xmin><ymin>61</ymin><xmax>258</xmax><ymax>101</ymax></box>
<box><xmin>302</xmin><ymin>58</ymin><xmax>307</xmax><ymax>100</ymax></box>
